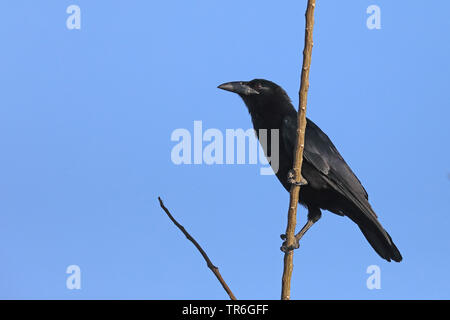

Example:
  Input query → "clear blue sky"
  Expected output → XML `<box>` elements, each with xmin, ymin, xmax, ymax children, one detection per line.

<box><xmin>0</xmin><ymin>1</ymin><xmax>449</xmax><ymax>299</ymax></box>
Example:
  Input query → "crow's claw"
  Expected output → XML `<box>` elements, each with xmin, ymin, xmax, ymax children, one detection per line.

<box><xmin>280</xmin><ymin>239</ymin><xmax>300</xmax><ymax>253</ymax></box>
<box><xmin>287</xmin><ymin>169</ymin><xmax>308</xmax><ymax>186</ymax></box>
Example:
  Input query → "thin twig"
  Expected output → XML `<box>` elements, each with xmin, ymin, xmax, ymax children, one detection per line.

<box><xmin>281</xmin><ymin>0</ymin><xmax>316</xmax><ymax>300</ymax></box>
<box><xmin>158</xmin><ymin>197</ymin><xmax>237</xmax><ymax>300</ymax></box>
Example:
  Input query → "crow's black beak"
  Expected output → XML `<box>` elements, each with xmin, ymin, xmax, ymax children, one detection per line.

<box><xmin>217</xmin><ymin>81</ymin><xmax>260</xmax><ymax>96</ymax></box>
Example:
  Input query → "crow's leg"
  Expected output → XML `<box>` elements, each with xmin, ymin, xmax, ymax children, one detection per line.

<box><xmin>295</xmin><ymin>207</ymin><xmax>321</xmax><ymax>243</ymax></box>
<box><xmin>281</xmin><ymin>207</ymin><xmax>321</xmax><ymax>252</ymax></box>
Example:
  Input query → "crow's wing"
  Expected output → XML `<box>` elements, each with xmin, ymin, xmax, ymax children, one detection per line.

<box><xmin>281</xmin><ymin>114</ymin><xmax>375</xmax><ymax>218</ymax></box>
<box><xmin>281</xmin><ymin>114</ymin><xmax>402</xmax><ymax>262</ymax></box>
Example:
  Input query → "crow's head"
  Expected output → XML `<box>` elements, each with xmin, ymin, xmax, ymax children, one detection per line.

<box><xmin>218</xmin><ymin>79</ymin><xmax>292</xmax><ymax>114</ymax></box>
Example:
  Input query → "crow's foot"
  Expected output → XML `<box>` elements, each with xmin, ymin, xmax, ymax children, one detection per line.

<box><xmin>287</xmin><ymin>169</ymin><xmax>307</xmax><ymax>186</ymax></box>
<box><xmin>280</xmin><ymin>238</ymin><xmax>300</xmax><ymax>253</ymax></box>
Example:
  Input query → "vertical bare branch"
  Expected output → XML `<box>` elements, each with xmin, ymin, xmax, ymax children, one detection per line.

<box><xmin>281</xmin><ymin>0</ymin><xmax>316</xmax><ymax>300</ymax></box>
<box><xmin>158</xmin><ymin>197</ymin><xmax>237</xmax><ymax>300</ymax></box>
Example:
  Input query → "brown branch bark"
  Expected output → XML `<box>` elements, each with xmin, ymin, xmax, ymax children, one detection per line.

<box><xmin>281</xmin><ymin>0</ymin><xmax>316</xmax><ymax>300</ymax></box>
<box><xmin>158</xmin><ymin>197</ymin><xmax>237</xmax><ymax>300</ymax></box>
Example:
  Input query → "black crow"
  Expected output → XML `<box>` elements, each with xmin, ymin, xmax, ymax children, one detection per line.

<box><xmin>218</xmin><ymin>79</ymin><xmax>402</xmax><ymax>262</ymax></box>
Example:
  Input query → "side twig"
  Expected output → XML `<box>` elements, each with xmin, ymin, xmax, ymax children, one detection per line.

<box><xmin>158</xmin><ymin>197</ymin><xmax>237</xmax><ymax>300</ymax></box>
<box><xmin>281</xmin><ymin>0</ymin><xmax>316</xmax><ymax>300</ymax></box>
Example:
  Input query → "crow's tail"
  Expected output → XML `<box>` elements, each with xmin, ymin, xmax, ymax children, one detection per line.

<box><xmin>345</xmin><ymin>202</ymin><xmax>402</xmax><ymax>262</ymax></box>
<box><xmin>357</xmin><ymin>222</ymin><xmax>402</xmax><ymax>262</ymax></box>
<box><xmin>321</xmin><ymin>174</ymin><xmax>402</xmax><ymax>262</ymax></box>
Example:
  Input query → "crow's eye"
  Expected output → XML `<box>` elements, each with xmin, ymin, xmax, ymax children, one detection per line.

<box><xmin>255</xmin><ymin>83</ymin><xmax>263</xmax><ymax>90</ymax></box>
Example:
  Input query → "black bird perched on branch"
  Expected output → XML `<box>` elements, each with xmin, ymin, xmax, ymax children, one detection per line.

<box><xmin>218</xmin><ymin>79</ymin><xmax>402</xmax><ymax>262</ymax></box>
